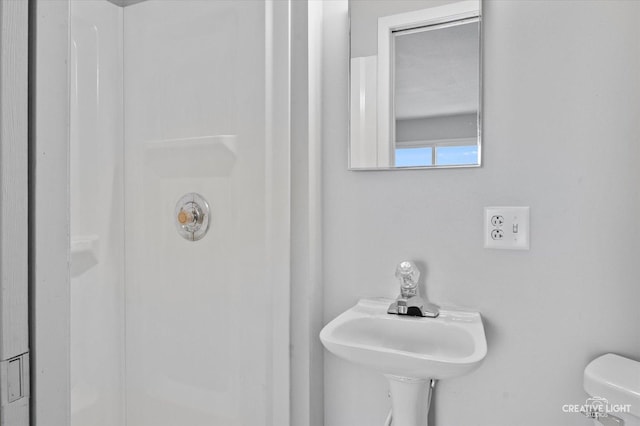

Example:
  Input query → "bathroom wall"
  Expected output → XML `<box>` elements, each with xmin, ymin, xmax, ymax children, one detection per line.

<box><xmin>69</xmin><ymin>2</ymin><xmax>125</xmax><ymax>425</ymax></box>
<box><xmin>123</xmin><ymin>2</ymin><xmax>289</xmax><ymax>425</ymax></box>
<box><xmin>322</xmin><ymin>1</ymin><xmax>640</xmax><ymax>425</ymax></box>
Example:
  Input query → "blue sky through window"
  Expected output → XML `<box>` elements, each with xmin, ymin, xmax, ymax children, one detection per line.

<box><xmin>395</xmin><ymin>147</ymin><xmax>432</xmax><ymax>167</ymax></box>
<box><xmin>395</xmin><ymin>145</ymin><xmax>477</xmax><ymax>167</ymax></box>
<box><xmin>436</xmin><ymin>145</ymin><xmax>477</xmax><ymax>165</ymax></box>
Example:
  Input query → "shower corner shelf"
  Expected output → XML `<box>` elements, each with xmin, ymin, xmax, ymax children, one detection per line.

<box><xmin>70</xmin><ymin>235</ymin><xmax>99</xmax><ymax>278</ymax></box>
<box><xmin>145</xmin><ymin>135</ymin><xmax>238</xmax><ymax>178</ymax></box>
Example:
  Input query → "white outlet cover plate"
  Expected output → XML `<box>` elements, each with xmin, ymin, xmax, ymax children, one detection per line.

<box><xmin>484</xmin><ymin>206</ymin><xmax>530</xmax><ymax>250</ymax></box>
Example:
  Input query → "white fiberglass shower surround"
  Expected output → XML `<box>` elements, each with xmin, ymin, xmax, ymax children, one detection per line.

<box><xmin>31</xmin><ymin>0</ymin><xmax>322</xmax><ymax>425</ymax></box>
<box><xmin>72</xmin><ymin>1</ymin><xmax>288</xmax><ymax>424</ymax></box>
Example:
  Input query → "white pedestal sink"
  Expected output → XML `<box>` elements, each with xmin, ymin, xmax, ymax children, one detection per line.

<box><xmin>320</xmin><ymin>298</ymin><xmax>487</xmax><ymax>426</ymax></box>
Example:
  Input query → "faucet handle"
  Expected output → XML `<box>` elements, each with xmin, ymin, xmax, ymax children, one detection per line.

<box><xmin>396</xmin><ymin>261</ymin><xmax>419</xmax><ymax>296</ymax></box>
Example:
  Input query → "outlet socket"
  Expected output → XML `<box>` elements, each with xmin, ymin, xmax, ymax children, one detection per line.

<box><xmin>490</xmin><ymin>215</ymin><xmax>504</xmax><ymax>226</ymax></box>
<box><xmin>491</xmin><ymin>229</ymin><xmax>504</xmax><ymax>240</ymax></box>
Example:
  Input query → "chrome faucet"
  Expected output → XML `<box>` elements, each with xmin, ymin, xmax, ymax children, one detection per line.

<box><xmin>387</xmin><ymin>261</ymin><xmax>439</xmax><ymax>318</ymax></box>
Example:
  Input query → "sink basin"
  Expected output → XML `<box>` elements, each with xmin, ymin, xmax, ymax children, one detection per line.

<box><xmin>320</xmin><ymin>298</ymin><xmax>487</xmax><ymax>380</ymax></box>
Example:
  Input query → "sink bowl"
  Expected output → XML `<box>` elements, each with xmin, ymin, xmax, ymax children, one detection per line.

<box><xmin>320</xmin><ymin>298</ymin><xmax>487</xmax><ymax>380</ymax></box>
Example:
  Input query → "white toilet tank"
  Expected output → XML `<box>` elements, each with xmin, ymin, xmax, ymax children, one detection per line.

<box><xmin>584</xmin><ymin>353</ymin><xmax>640</xmax><ymax>426</ymax></box>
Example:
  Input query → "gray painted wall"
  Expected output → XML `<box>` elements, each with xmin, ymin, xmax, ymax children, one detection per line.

<box><xmin>323</xmin><ymin>1</ymin><xmax>640</xmax><ymax>425</ymax></box>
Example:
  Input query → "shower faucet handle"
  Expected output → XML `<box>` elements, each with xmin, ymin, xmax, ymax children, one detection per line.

<box><xmin>177</xmin><ymin>209</ymin><xmax>193</xmax><ymax>225</ymax></box>
<box><xmin>175</xmin><ymin>193</ymin><xmax>211</xmax><ymax>241</ymax></box>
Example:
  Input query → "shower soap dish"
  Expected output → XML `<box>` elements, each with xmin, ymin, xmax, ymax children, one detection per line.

<box><xmin>70</xmin><ymin>235</ymin><xmax>99</xmax><ymax>277</ymax></box>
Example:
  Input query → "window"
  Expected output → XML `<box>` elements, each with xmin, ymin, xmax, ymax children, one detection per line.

<box><xmin>395</xmin><ymin>139</ymin><xmax>477</xmax><ymax>168</ymax></box>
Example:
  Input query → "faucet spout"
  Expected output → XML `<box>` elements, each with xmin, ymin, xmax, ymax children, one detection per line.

<box><xmin>387</xmin><ymin>261</ymin><xmax>439</xmax><ymax>318</ymax></box>
<box><xmin>387</xmin><ymin>296</ymin><xmax>439</xmax><ymax>318</ymax></box>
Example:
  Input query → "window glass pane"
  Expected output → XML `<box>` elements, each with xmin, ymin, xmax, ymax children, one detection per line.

<box><xmin>436</xmin><ymin>145</ymin><xmax>477</xmax><ymax>166</ymax></box>
<box><xmin>395</xmin><ymin>147</ymin><xmax>433</xmax><ymax>167</ymax></box>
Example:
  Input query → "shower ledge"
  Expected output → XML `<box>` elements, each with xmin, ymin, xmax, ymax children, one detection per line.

<box><xmin>70</xmin><ymin>235</ymin><xmax>99</xmax><ymax>278</ymax></box>
<box><xmin>145</xmin><ymin>135</ymin><xmax>237</xmax><ymax>178</ymax></box>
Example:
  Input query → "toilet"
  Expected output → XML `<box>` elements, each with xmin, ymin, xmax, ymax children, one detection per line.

<box><xmin>584</xmin><ymin>354</ymin><xmax>640</xmax><ymax>426</ymax></box>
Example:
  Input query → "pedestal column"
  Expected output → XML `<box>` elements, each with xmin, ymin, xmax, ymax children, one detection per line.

<box><xmin>385</xmin><ymin>375</ymin><xmax>432</xmax><ymax>426</ymax></box>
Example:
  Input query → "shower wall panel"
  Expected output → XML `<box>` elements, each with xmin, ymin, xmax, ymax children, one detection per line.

<box><xmin>124</xmin><ymin>2</ymin><xmax>287</xmax><ymax>425</ymax></box>
<box><xmin>69</xmin><ymin>2</ymin><xmax>125</xmax><ymax>425</ymax></box>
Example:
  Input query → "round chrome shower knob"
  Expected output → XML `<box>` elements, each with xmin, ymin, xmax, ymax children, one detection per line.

<box><xmin>174</xmin><ymin>193</ymin><xmax>211</xmax><ymax>241</ymax></box>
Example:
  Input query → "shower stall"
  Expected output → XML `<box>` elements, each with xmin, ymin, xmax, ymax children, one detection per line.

<box><xmin>31</xmin><ymin>1</ymin><xmax>322</xmax><ymax>425</ymax></box>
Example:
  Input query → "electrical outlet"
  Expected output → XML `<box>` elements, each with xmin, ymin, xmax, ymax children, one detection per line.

<box><xmin>484</xmin><ymin>207</ymin><xmax>530</xmax><ymax>250</ymax></box>
<box><xmin>490</xmin><ymin>215</ymin><xmax>504</xmax><ymax>226</ymax></box>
